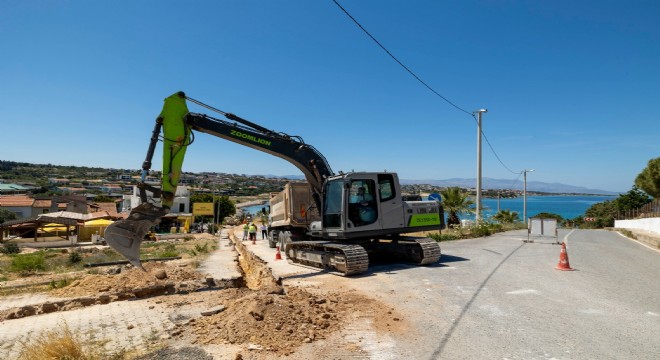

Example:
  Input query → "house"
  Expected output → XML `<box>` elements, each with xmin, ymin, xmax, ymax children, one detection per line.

<box><xmin>0</xmin><ymin>195</ymin><xmax>34</xmax><ymax>219</ymax></box>
<box><xmin>32</xmin><ymin>199</ymin><xmax>52</xmax><ymax>217</ymax></box>
<box><xmin>50</xmin><ymin>195</ymin><xmax>88</xmax><ymax>214</ymax></box>
<box><xmin>0</xmin><ymin>183</ymin><xmax>30</xmax><ymax>195</ymax></box>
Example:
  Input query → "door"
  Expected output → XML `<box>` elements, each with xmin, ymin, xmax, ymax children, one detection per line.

<box><xmin>377</xmin><ymin>173</ymin><xmax>405</xmax><ymax>230</ymax></box>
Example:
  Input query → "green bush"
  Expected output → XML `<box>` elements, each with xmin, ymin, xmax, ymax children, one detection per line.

<box><xmin>49</xmin><ymin>278</ymin><xmax>71</xmax><ymax>289</ymax></box>
<box><xmin>428</xmin><ymin>232</ymin><xmax>461</xmax><ymax>241</ymax></box>
<box><xmin>68</xmin><ymin>251</ymin><xmax>82</xmax><ymax>264</ymax></box>
<box><xmin>470</xmin><ymin>222</ymin><xmax>492</xmax><ymax>237</ymax></box>
<box><xmin>1</xmin><ymin>242</ymin><xmax>20</xmax><ymax>254</ymax></box>
<box><xmin>194</xmin><ymin>242</ymin><xmax>210</xmax><ymax>254</ymax></box>
<box><xmin>11</xmin><ymin>252</ymin><xmax>46</xmax><ymax>273</ymax></box>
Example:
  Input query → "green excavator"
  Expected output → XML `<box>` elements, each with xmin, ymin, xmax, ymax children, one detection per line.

<box><xmin>105</xmin><ymin>92</ymin><xmax>443</xmax><ymax>275</ymax></box>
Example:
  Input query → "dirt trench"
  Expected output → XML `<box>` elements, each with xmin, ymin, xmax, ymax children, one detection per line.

<box><xmin>1</xmin><ymin>229</ymin><xmax>404</xmax><ymax>358</ymax></box>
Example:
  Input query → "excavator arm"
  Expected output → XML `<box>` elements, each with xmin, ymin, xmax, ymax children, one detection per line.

<box><xmin>105</xmin><ymin>92</ymin><xmax>333</xmax><ymax>268</ymax></box>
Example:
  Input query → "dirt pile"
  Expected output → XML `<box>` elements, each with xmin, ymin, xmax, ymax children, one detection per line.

<box><xmin>49</xmin><ymin>261</ymin><xmax>207</xmax><ymax>298</ymax></box>
<box><xmin>186</xmin><ymin>285</ymin><xmax>400</xmax><ymax>356</ymax></box>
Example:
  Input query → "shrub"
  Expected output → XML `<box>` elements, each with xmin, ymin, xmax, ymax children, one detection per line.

<box><xmin>49</xmin><ymin>278</ymin><xmax>71</xmax><ymax>289</ymax></box>
<box><xmin>68</xmin><ymin>251</ymin><xmax>82</xmax><ymax>264</ymax></box>
<box><xmin>10</xmin><ymin>252</ymin><xmax>46</xmax><ymax>274</ymax></box>
<box><xmin>158</xmin><ymin>244</ymin><xmax>179</xmax><ymax>258</ymax></box>
<box><xmin>1</xmin><ymin>242</ymin><xmax>20</xmax><ymax>254</ymax></box>
<box><xmin>194</xmin><ymin>242</ymin><xmax>210</xmax><ymax>254</ymax></box>
<box><xmin>428</xmin><ymin>232</ymin><xmax>461</xmax><ymax>241</ymax></box>
<box><xmin>470</xmin><ymin>222</ymin><xmax>492</xmax><ymax>237</ymax></box>
<box><xmin>17</xmin><ymin>322</ymin><xmax>91</xmax><ymax>360</ymax></box>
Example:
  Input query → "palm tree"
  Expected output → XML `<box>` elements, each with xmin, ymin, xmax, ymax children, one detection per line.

<box><xmin>440</xmin><ymin>187</ymin><xmax>475</xmax><ymax>227</ymax></box>
<box><xmin>493</xmin><ymin>209</ymin><xmax>519</xmax><ymax>224</ymax></box>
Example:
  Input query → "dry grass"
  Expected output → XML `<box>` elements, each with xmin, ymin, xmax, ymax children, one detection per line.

<box><xmin>18</xmin><ymin>322</ymin><xmax>103</xmax><ymax>360</ymax></box>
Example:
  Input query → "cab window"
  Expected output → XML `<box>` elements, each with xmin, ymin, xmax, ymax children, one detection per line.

<box><xmin>378</xmin><ymin>174</ymin><xmax>396</xmax><ymax>201</ymax></box>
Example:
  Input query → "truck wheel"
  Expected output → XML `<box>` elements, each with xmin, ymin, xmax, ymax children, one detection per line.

<box><xmin>268</xmin><ymin>230</ymin><xmax>278</xmax><ymax>248</ymax></box>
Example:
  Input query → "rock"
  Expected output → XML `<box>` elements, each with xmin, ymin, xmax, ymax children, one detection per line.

<box><xmin>201</xmin><ymin>305</ymin><xmax>226</xmax><ymax>316</ymax></box>
<box><xmin>106</xmin><ymin>267</ymin><xmax>121</xmax><ymax>275</ymax></box>
<box><xmin>154</xmin><ymin>270</ymin><xmax>167</xmax><ymax>279</ymax></box>
<box><xmin>127</xmin><ymin>324</ymin><xmax>134</xmax><ymax>330</ymax></box>
<box><xmin>247</xmin><ymin>344</ymin><xmax>263</xmax><ymax>350</ymax></box>
<box><xmin>249</xmin><ymin>310</ymin><xmax>264</xmax><ymax>321</ymax></box>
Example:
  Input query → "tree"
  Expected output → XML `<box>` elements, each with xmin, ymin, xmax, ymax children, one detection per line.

<box><xmin>584</xmin><ymin>200</ymin><xmax>617</xmax><ymax>228</ymax></box>
<box><xmin>215</xmin><ymin>196</ymin><xmax>236</xmax><ymax>224</ymax></box>
<box><xmin>190</xmin><ymin>193</ymin><xmax>214</xmax><ymax>205</ymax></box>
<box><xmin>0</xmin><ymin>209</ymin><xmax>17</xmax><ymax>224</ymax></box>
<box><xmin>93</xmin><ymin>195</ymin><xmax>115</xmax><ymax>203</ymax></box>
<box><xmin>635</xmin><ymin>157</ymin><xmax>660</xmax><ymax>198</ymax></box>
<box><xmin>531</xmin><ymin>212</ymin><xmax>564</xmax><ymax>221</ymax></box>
<box><xmin>615</xmin><ymin>186</ymin><xmax>651</xmax><ymax>212</ymax></box>
<box><xmin>440</xmin><ymin>187</ymin><xmax>475</xmax><ymax>227</ymax></box>
<box><xmin>493</xmin><ymin>209</ymin><xmax>519</xmax><ymax>224</ymax></box>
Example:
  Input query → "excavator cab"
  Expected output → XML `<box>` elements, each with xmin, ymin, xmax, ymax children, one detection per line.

<box><xmin>321</xmin><ymin>172</ymin><xmax>405</xmax><ymax>238</ymax></box>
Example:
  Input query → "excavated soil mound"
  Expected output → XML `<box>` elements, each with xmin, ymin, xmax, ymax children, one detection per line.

<box><xmin>50</xmin><ymin>261</ymin><xmax>206</xmax><ymax>298</ymax></box>
<box><xmin>188</xmin><ymin>285</ymin><xmax>401</xmax><ymax>356</ymax></box>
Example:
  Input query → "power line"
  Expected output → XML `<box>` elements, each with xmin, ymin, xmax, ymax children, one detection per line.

<box><xmin>332</xmin><ymin>0</ymin><xmax>472</xmax><ymax>116</ymax></box>
<box><xmin>332</xmin><ymin>0</ymin><xmax>521</xmax><ymax>175</ymax></box>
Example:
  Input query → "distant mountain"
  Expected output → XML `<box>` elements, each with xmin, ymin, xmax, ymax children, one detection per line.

<box><xmin>399</xmin><ymin>177</ymin><xmax>619</xmax><ymax>195</ymax></box>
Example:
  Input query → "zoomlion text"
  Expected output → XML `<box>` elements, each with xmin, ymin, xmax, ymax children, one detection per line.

<box><xmin>230</xmin><ymin>130</ymin><xmax>272</xmax><ymax>146</ymax></box>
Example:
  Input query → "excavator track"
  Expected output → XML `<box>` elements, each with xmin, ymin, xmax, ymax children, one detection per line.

<box><xmin>285</xmin><ymin>241</ymin><xmax>369</xmax><ymax>276</ymax></box>
<box><xmin>412</xmin><ymin>237</ymin><xmax>442</xmax><ymax>265</ymax></box>
<box><xmin>370</xmin><ymin>237</ymin><xmax>441</xmax><ymax>265</ymax></box>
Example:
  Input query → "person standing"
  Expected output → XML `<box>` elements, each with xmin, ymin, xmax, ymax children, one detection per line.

<box><xmin>242</xmin><ymin>223</ymin><xmax>249</xmax><ymax>240</ymax></box>
<box><xmin>248</xmin><ymin>223</ymin><xmax>257</xmax><ymax>241</ymax></box>
<box><xmin>260</xmin><ymin>223</ymin><xmax>268</xmax><ymax>240</ymax></box>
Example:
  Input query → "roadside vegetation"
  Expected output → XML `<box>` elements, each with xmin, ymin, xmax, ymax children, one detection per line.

<box><xmin>17</xmin><ymin>321</ymin><xmax>130</xmax><ymax>360</ymax></box>
<box><xmin>0</xmin><ymin>236</ymin><xmax>217</xmax><ymax>295</ymax></box>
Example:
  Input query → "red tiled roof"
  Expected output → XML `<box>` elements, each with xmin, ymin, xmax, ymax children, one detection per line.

<box><xmin>0</xmin><ymin>195</ymin><xmax>34</xmax><ymax>207</ymax></box>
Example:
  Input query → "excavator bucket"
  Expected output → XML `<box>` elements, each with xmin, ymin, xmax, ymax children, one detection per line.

<box><xmin>104</xmin><ymin>203</ymin><xmax>168</xmax><ymax>270</ymax></box>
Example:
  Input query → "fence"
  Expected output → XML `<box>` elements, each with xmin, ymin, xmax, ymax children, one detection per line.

<box><xmin>617</xmin><ymin>199</ymin><xmax>660</xmax><ymax>220</ymax></box>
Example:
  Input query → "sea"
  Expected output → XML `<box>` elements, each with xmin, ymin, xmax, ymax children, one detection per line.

<box><xmin>466</xmin><ymin>195</ymin><xmax>616</xmax><ymax>221</ymax></box>
<box><xmin>240</xmin><ymin>195</ymin><xmax>616</xmax><ymax>221</ymax></box>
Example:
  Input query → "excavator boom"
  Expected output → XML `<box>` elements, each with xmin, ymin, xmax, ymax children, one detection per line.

<box><xmin>105</xmin><ymin>92</ymin><xmax>334</xmax><ymax>268</ymax></box>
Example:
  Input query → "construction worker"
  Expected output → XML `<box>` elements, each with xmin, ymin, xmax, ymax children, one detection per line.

<box><xmin>248</xmin><ymin>223</ymin><xmax>257</xmax><ymax>241</ymax></box>
<box><xmin>242</xmin><ymin>223</ymin><xmax>249</xmax><ymax>240</ymax></box>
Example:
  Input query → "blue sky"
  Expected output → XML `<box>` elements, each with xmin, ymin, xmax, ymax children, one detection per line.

<box><xmin>1</xmin><ymin>1</ymin><xmax>658</xmax><ymax>193</ymax></box>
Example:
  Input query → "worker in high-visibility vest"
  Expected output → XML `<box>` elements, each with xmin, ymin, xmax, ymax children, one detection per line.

<box><xmin>242</xmin><ymin>223</ymin><xmax>249</xmax><ymax>240</ymax></box>
<box><xmin>248</xmin><ymin>223</ymin><xmax>257</xmax><ymax>241</ymax></box>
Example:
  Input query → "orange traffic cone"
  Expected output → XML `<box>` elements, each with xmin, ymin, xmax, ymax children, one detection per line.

<box><xmin>275</xmin><ymin>246</ymin><xmax>282</xmax><ymax>260</ymax></box>
<box><xmin>555</xmin><ymin>242</ymin><xmax>574</xmax><ymax>271</ymax></box>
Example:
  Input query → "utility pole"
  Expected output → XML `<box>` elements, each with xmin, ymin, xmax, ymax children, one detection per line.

<box><xmin>523</xmin><ymin>169</ymin><xmax>535</xmax><ymax>224</ymax></box>
<box><xmin>474</xmin><ymin>109</ymin><xmax>487</xmax><ymax>222</ymax></box>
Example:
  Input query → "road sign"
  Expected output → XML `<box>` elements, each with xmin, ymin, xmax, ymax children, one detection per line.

<box><xmin>428</xmin><ymin>193</ymin><xmax>442</xmax><ymax>202</ymax></box>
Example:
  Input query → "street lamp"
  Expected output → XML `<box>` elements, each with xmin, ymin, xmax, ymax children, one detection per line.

<box><xmin>522</xmin><ymin>169</ymin><xmax>535</xmax><ymax>224</ymax></box>
<box><xmin>474</xmin><ymin>109</ymin><xmax>488</xmax><ymax>222</ymax></box>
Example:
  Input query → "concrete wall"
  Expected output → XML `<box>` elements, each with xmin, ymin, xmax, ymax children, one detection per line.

<box><xmin>615</xmin><ymin>218</ymin><xmax>660</xmax><ymax>235</ymax></box>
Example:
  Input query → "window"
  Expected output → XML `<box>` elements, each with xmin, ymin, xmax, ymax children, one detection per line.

<box><xmin>377</xmin><ymin>174</ymin><xmax>396</xmax><ymax>201</ymax></box>
<box><xmin>348</xmin><ymin>179</ymin><xmax>377</xmax><ymax>227</ymax></box>
<box><xmin>322</xmin><ymin>180</ymin><xmax>343</xmax><ymax>228</ymax></box>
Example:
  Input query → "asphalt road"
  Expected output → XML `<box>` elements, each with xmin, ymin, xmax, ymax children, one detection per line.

<box><xmin>299</xmin><ymin>229</ymin><xmax>660</xmax><ymax>360</ymax></box>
